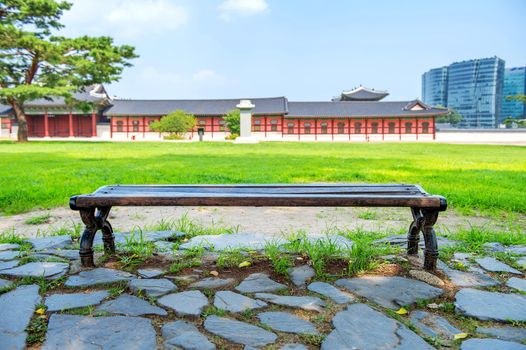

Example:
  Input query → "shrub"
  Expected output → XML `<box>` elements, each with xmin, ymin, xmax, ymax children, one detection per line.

<box><xmin>149</xmin><ymin>110</ymin><xmax>196</xmax><ymax>138</ymax></box>
<box><xmin>223</xmin><ymin>109</ymin><xmax>240</xmax><ymax>135</ymax></box>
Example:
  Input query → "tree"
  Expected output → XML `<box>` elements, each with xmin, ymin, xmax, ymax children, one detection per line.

<box><xmin>507</xmin><ymin>94</ymin><xmax>526</xmax><ymax>104</ymax></box>
<box><xmin>149</xmin><ymin>110</ymin><xmax>196</xmax><ymax>138</ymax></box>
<box><xmin>223</xmin><ymin>109</ymin><xmax>240</xmax><ymax>135</ymax></box>
<box><xmin>0</xmin><ymin>0</ymin><xmax>137</xmax><ymax>141</ymax></box>
<box><xmin>435</xmin><ymin>106</ymin><xmax>462</xmax><ymax>125</ymax></box>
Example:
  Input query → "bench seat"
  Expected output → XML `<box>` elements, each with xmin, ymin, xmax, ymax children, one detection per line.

<box><xmin>70</xmin><ymin>184</ymin><xmax>447</xmax><ymax>270</ymax></box>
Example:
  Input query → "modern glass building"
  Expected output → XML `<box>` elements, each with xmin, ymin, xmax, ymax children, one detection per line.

<box><xmin>502</xmin><ymin>67</ymin><xmax>526</xmax><ymax>120</ymax></box>
<box><xmin>446</xmin><ymin>57</ymin><xmax>505</xmax><ymax>128</ymax></box>
<box><xmin>422</xmin><ymin>67</ymin><xmax>448</xmax><ymax>107</ymax></box>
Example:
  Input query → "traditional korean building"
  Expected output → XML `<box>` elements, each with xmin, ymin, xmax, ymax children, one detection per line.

<box><xmin>0</xmin><ymin>85</ymin><xmax>447</xmax><ymax>141</ymax></box>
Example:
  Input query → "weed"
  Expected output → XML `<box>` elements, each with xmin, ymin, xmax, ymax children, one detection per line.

<box><xmin>0</xmin><ymin>228</ymin><xmax>27</xmax><ymax>245</ymax></box>
<box><xmin>264</xmin><ymin>239</ymin><xmax>293</xmax><ymax>276</ymax></box>
<box><xmin>24</xmin><ymin>213</ymin><xmax>51</xmax><ymax>225</ymax></box>
<box><xmin>26</xmin><ymin>315</ymin><xmax>48</xmax><ymax>345</ymax></box>
<box><xmin>299</xmin><ymin>333</ymin><xmax>326</xmax><ymax>346</ymax></box>
<box><xmin>357</xmin><ymin>210</ymin><xmax>377</xmax><ymax>220</ymax></box>
<box><xmin>120</xmin><ymin>229</ymin><xmax>155</xmax><ymax>257</ymax></box>
<box><xmin>216</xmin><ymin>249</ymin><xmax>250</xmax><ymax>268</ymax></box>
<box><xmin>201</xmin><ymin>306</ymin><xmax>226</xmax><ymax>318</ymax></box>
<box><xmin>118</xmin><ymin>254</ymin><xmax>145</xmax><ymax>270</ymax></box>
<box><xmin>17</xmin><ymin>275</ymin><xmax>65</xmax><ymax>294</ymax></box>
<box><xmin>108</xmin><ymin>284</ymin><xmax>128</xmax><ymax>297</ymax></box>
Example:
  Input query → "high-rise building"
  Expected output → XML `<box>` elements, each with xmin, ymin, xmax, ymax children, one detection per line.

<box><xmin>447</xmin><ymin>57</ymin><xmax>505</xmax><ymax>128</ymax></box>
<box><xmin>422</xmin><ymin>67</ymin><xmax>448</xmax><ymax>107</ymax></box>
<box><xmin>502</xmin><ymin>67</ymin><xmax>526</xmax><ymax>120</ymax></box>
<box><xmin>422</xmin><ymin>57</ymin><xmax>505</xmax><ymax>128</ymax></box>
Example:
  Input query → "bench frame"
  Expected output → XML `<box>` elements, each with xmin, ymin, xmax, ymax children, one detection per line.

<box><xmin>70</xmin><ymin>184</ymin><xmax>447</xmax><ymax>271</ymax></box>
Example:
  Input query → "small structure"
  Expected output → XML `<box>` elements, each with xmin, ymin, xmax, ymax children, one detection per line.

<box><xmin>333</xmin><ymin>86</ymin><xmax>389</xmax><ymax>101</ymax></box>
<box><xmin>233</xmin><ymin>99</ymin><xmax>259</xmax><ymax>144</ymax></box>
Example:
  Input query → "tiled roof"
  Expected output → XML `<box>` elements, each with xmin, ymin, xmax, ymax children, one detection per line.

<box><xmin>338</xmin><ymin>86</ymin><xmax>389</xmax><ymax>101</ymax></box>
<box><xmin>25</xmin><ymin>85</ymin><xmax>108</xmax><ymax>107</ymax></box>
<box><xmin>286</xmin><ymin>100</ymin><xmax>448</xmax><ymax>118</ymax></box>
<box><xmin>104</xmin><ymin>97</ymin><xmax>288</xmax><ymax>116</ymax></box>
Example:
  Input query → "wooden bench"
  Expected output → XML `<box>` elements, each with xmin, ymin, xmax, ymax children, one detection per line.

<box><xmin>70</xmin><ymin>184</ymin><xmax>447</xmax><ymax>271</ymax></box>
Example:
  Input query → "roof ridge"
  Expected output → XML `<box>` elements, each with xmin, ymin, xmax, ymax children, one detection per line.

<box><xmin>111</xmin><ymin>97</ymin><xmax>287</xmax><ymax>102</ymax></box>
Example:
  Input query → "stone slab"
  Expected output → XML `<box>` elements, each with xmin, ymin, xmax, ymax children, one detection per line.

<box><xmin>0</xmin><ymin>285</ymin><xmax>41</xmax><ymax>350</ymax></box>
<box><xmin>288</xmin><ymin>265</ymin><xmax>315</xmax><ymax>287</ymax></box>
<box><xmin>0</xmin><ymin>243</ymin><xmax>20</xmax><ymax>251</ymax></box>
<box><xmin>45</xmin><ymin>291</ymin><xmax>109</xmax><ymax>312</ymax></box>
<box><xmin>204</xmin><ymin>315</ymin><xmax>277</xmax><ymax>347</ymax></box>
<box><xmin>374</xmin><ymin>234</ymin><xmax>458</xmax><ymax>249</ymax></box>
<box><xmin>255</xmin><ymin>293</ymin><xmax>325</xmax><ymax>312</ymax></box>
<box><xmin>189</xmin><ymin>277</ymin><xmax>235</xmax><ymax>290</ymax></box>
<box><xmin>410</xmin><ymin>310</ymin><xmax>463</xmax><ymax>340</ymax></box>
<box><xmin>42</xmin><ymin>314</ymin><xmax>157</xmax><ymax>350</ymax></box>
<box><xmin>321</xmin><ymin>303</ymin><xmax>433</xmax><ymax>350</ymax></box>
<box><xmin>137</xmin><ymin>268</ymin><xmax>164</xmax><ymax>278</ymax></box>
<box><xmin>335</xmin><ymin>276</ymin><xmax>443</xmax><ymax>310</ymax></box>
<box><xmin>65</xmin><ymin>268</ymin><xmax>134</xmax><ymax>287</ymax></box>
<box><xmin>307</xmin><ymin>281</ymin><xmax>355</xmax><ymax>304</ymax></box>
<box><xmin>214</xmin><ymin>291</ymin><xmax>267</xmax><ymax>313</ymax></box>
<box><xmin>162</xmin><ymin>320</ymin><xmax>215</xmax><ymax>350</ymax></box>
<box><xmin>280</xmin><ymin>344</ymin><xmax>308</xmax><ymax>350</ymax></box>
<box><xmin>441</xmin><ymin>266</ymin><xmax>500</xmax><ymax>287</ymax></box>
<box><xmin>96</xmin><ymin>294</ymin><xmax>167</xmax><ymax>316</ymax></box>
<box><xmin>258</xmin><ymin>311</ymin><xmax>318</xmax><ymax>334</ymax></box>
<box><xmin>0</xmin><ymin>261</ymin><xmax>69</xmax><ymax>279</ymax></box>
<box><xmin>0</xmin><ymin>278</ymin><xmax>13</xmax><ymax>289</ymax></box>
<box><xmin>455</xmin><ymin>288</ymin><xmax>526</xmax><ymax>322</ymax></box>
<box><xmin>0</xmin><ymin>250</ymin><xmax>20</xmax><ymax>260</ymax></box>
<box><xmin>507</xmin><ymin>277</ymin><xmax>526</xmax><ymax>292</ymax></box>
<box><xmin>28</xmin><ymin>235</ymin><xmax>72</xmax><ymax>250</ymax></box>
<box><xmin>475</xmin><ymin>257</ymin><xmax>521</xmax><ymax>274</ymax></box>
<box><xmin>157</xmin><ymin>290</ymin><xmax>209</xmax><ymax>317</ymax></box>
<box><xmin>94</xmin><ymin>230</ymin><xmax>183</xmax><ymax>246</ymax></box>
<box><xmin>180</xmin><ymin>232</ymin><xmax>286</xmax><ymax>251</ymax></box>
<box><xmin>0</xmin><ymin>260</ymin><xmax>19</xmax><ymax>271</ymax></box>
<box><xmin>129</xmin><ymin>278</ymin><xmax>177</xmax><ymax>297</ymax></box>
<box><xmin>235</xmin><ymin>273</ymin><xmax>287</xmax><ymax>293</ymax></box>
<box><xmin>476</xmin><ymin>326</ymin><xmax>526</xmax><ymax>342</ymax></box>
<box><xmin>460</xmin><ymin>338</ymin><xmax>526</xmax><ymax>350</ymax></box>
<box><xmin>41</xmin><ymin>249</ymin><xmax>80</xmax><ymax>260</ymax></box>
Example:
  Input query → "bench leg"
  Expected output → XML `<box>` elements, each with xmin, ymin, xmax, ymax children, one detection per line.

<box><xmin>422</xmin><ymin>210</ymin><xmax>439</xmax><ymax>271</ymax></box>
<box><xmin>79</xmin><ymin>206</ymin><xmax>114</xmax><ymax>267</ymax></box>
<box><xmin>407</xmin><ymin>208</ymin><xmax>424</xmax><ymax>255</ymax></box>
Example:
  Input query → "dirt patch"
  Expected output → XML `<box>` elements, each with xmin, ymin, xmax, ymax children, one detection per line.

<box><xmin>1</xmin><ymin>206</ymin><xmax>515</xmax><ymax>239</ymax></box>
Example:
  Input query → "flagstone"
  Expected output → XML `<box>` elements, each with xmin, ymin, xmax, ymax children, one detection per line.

<box><xmin>157</xmin><ymin>290</ymin><xmax>209</xmax><ymax>317</ymax></box>
<box><xmin>214</xmin><ymin>291</ymin><xmax>267</xmax><ymax>313</ymax></box>
<box><xmin>129</xmin><ymin>278</ymin><xmax>177</xmax><ymax>297</ymax></box>
<box><xmin>1</xmin><ymin>261</ymin><xmax>69</xmax><ymax>279</ymax></box>
<box><xmin>42</xmin><ymin>314</ymin><xmax>157</xmax><ymax>350</ymax></box>
<box><xmin>204</xmin><ymin>315</ymin><xmax>277</xmax><ymax>347</ymax></box>
<box><xmin>96</xmin><ymin>294</ymin><xmax>167</xmax><ymax>316</ymax></box>
<box><xmin>307</xmin><ymin>281</ymin><xmax>355</xmax><ymax>304</ymax></box>
<box><xmin>235</xmin><ymin>273</ymin><xmax>287</xmax><ymax>293</ymax></box>
<box><xmin>65</xmin><ymin>268</ymin><xmax>134</xmax><ymax>287</ymax></box>
<box><xmin>335</xmin><ymin>276</ymin><xmax>443</xmax><ymax>310</ymax></box>
<box><xmin>254</xmin><ymin>293</ymin><xmax>325</xmax><ymax>312</ymax></box>
<box><xmin>28</xmin><ymin>235</ymin><xmax>72</xmax><ymax>250</ymax></box>
<box><xmin>455</xmin><ymin>288</ymin><xmax>526</xmax><ymax>322</ymax></box>
<box><xmin>258</xmin><ymin>311</ymin><xmax>318</xmax><ymax>335</ymax></box>
<box><xmin>45</xmin><ymin>291</ymin><xmax>109</xmax><ymax>312</ymax></box>
<box><xmin>162</xmin><ymin>320</ymin><xmax>215</xmax><ymax>350</ymax></box>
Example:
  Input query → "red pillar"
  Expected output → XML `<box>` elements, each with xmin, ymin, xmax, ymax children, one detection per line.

<box><xmin>365</xmin><ymin>118</ymin><xmax>368</xmax><ymax>141</ymax></box>
<box><xmin>91</xmin><ymin>111</ymin><xmax>97</xmax><ymax>137</ymax></box>
<box><xmin>331</xmin><ymin>119</ymin><xmax>334</xmax><ymax>140</ymax></box>
<box><xmin>281</xmin><ymin>115</ymin><xmax>284</xmax><ymax>138</ymax></box>
<box><xmin>44</xmin><ymin>112</ymin><xmax>50</xmax><ymax>138</ymax></box>
<box><xmin>211</xmin><ymin>116</ymin><xmax>214</xmax><ymax>138</ymax></box>
<box><xmin>142</xmin><ymin>116</ymin><xmax>146</xmax><ymax>138</ymax></box>
<box><xmin>381</xmin><ymin>118</ymin><xmax>385</xmax><ymax>141</ymax></box>
<box><xmin>126</xmin><ymin>116</ymin><xmax>130</xmax><ymax>138</ymax></box>
<box><xmin>415</xmin><ymin>117</ymin><xmax>419</xmax><ymax>140</ymax></box>
<box><xmin>68</xmin><ymin>111</ymin><xmax>74</xmax><ymax>137</ymax></box>
<box><xmin>264</xmin><ymin>116</ymin><xmax>267</xmax><ymax>138</ymax></box>
<box><xmin>398</xmin><ymin>118</ymin><xmax>402</xmax><ymax>141</ymax></box>
<box><xmin>433</xmin><ymin>117</ymin><xmax>436</xmax><ymax>140</ymax></box>
<box><xmin>314</xmin><ymin>119</ymin><xmax>317</xmax><ymax>141</ymax></box>
<box><xmin>348</xmin><ymin>118</ymin><xmax>351</xmax><ymax>140</ymax></box>
<box><xmin>110</xmin><ymin>118</ymin><xmax>113</xmax><ymax>139</ymax></box>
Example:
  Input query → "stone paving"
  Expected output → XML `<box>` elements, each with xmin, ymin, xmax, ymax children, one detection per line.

<box><xmin>0</xmin><ymin>231</ymin><xmax>525</xmax><ymax>349</ymax></box>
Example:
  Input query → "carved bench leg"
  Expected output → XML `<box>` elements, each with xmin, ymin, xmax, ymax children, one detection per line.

<box><xmin>407</xmin><ymin>208</ymin><xmax>424</xmax><ymax>255</ymax></box>
<box><xmin>79</xmin><ymin>208</ymin><xmax>97</xmax><ymax>267</ymax></box>
<box><xmin>79</xmin><ymin>206</ymin><xmax>114</xmax><ymax>267</ymax></box>
<box><xmin>422</xmin><ymin>210</ymin><xmax>439</xmax><ymax>271</ymax></box>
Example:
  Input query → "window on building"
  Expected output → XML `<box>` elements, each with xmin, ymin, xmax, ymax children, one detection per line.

<box><xmin>354</xmin><ymin>122</ymin><xmax>362</xmax><ymax>134</ymax></box>
<box><xmin>405</xmin><ymin>122</ymin><xmax>413</xmax><ymax>134</ymax></box>
<box><xmin>270</xmin><ymin>119</ymin><xmax>278</xmax><ymax>132</ymax></box>
<box><xmin>337</xmin><ymin>122</ymin><xmax>345</xmax><ymax>134</ymax></box>
<box><xmin>198</xmin><ymin>120</ymin><xmax>206</xmax><ymax>125</ymax></box>
<box><xmin>254</xmin><ymin>119</ymin><xmax>261</xmax><ymax>132</ymax></box>
<box><xmin>132</xmin><ymin>120</ymin><xmax>140</xmax><ymax>132</ymax></box>
<box><xmin>422</xmin><ymin>122</ymin><xmax>430</xmax><ymax>134</ymax></box>
<box><xmin>371</xmin><ymin>122</ymin><xmax>379</xmax><ymax>134</ymax></box>
<box><xmin>388</xmin><ymin>122</ymin><xmax>396</xmax><ymax>134</ymax></box>
<box><xmin>287</xmin><ymin>122</ymin><xmax>294</xmax><ymax>134</ymax></box>
<box><xmin>320</xmin><ymin>122</ymin><xmax>328</xmax><ymax>134</ymax></box>
<box><xmin>116</xmin><ymin>121</ymin><xmax>123</xmax><ymax>132</ymax></box>
<box><xmin>304</xmin><ymin>122</ymin><xmax>311</xmax><ymax>134</ymax></box>
<box><xmin>218</xmin><ymin>119</ymin><xmax>225</xmax><ymax>131</ymax></box>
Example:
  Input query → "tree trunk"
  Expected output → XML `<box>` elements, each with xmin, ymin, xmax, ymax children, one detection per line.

<box><xmin>10</xmin><ymin>100</ymin><xmax>28</xmax><ymax>142</ymax></box>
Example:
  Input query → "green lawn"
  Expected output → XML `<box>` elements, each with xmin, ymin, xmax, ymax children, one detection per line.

<box><xmin>0</xmin><ymin>141</ymin><xmax>525</xmax><ymax>215</ymax></box>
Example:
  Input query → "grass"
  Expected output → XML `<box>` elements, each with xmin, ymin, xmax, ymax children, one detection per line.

<box><xmin>0</xmin><ymin>141</ymin><xmax>524</xmax><ymax>215</ymax></box>
<box><xmin>24</xmin><ymin>213</ymin><xmax>51</xmax><ymax>225</ymax></box>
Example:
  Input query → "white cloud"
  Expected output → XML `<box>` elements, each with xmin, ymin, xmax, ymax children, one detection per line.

<box><xmin>62</xmin><ymin>0</ymin><xmax>189</xmax><ymax>38</ymax></box>
<box><xmin>218</xmin><ymin>0</ymin><xmax>268</xmax><ymax>20</ymax></box>
<box><xmin>192</xmin><ymin>69</ymin><xmax>224</xmax><ymax>83</ymax></box>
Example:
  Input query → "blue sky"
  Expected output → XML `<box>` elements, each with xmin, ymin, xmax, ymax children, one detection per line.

<box><xmin>61</xmin><ymin>0</ymin><xmax>526</xmax><ymax>101</ymax></box>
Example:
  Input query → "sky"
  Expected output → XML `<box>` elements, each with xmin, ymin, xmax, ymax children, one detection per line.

<box><xmin>59</xmin><ymin>0</ymin><xmax>526</xmax><ymax>101</ymax></box>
